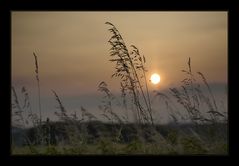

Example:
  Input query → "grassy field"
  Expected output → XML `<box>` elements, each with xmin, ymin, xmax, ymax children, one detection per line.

<box><xmin>11</xmin><ymin>22</ymin><xmax>227</xmax><ymax>155</ymax></box>
<box><xmin>12</xmin><ymin>142</ymin><xmax>227</xmax><ymax>155</ymax></box>
<box><xmin>11</xmin><ymin>122</ymin><xmax>228</xmax><ymax>155</ymax></box>
<box><xmin>12</xmin><ymin>140</ymin><xmax>228</xmax><ymax>155</ymax></box>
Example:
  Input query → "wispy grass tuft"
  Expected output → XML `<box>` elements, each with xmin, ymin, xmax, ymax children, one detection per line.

<box><xmin>33</xmin><ymin>52</ymin><xmax>42</xmax><ymax>124</ymax></box>
<box><xmin>105</xmin><ymin>22</ymin><xmax>153</xmax><ymax>125</ymax></box>
<box><xmin>169</xmin><ymin>57</ymin><xmax>226</xmax><ymax>124</ymax></box>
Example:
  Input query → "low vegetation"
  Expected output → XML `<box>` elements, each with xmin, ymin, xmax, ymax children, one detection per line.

<box><xmin>11</xmin><ymin>22</ymin><xmax>227</xmax><ymax>155</ymax></box>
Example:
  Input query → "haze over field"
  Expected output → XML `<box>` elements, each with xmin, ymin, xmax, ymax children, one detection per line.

<box><xmin>11</xmin><ymin>12</ymin><xmax>227</xmax><ymax>123</ymax></box>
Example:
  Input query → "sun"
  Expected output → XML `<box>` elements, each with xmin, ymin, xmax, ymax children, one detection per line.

<box><xmin>150</xmin><ymin>73</ymin><xmax>160</xmax><ymax>84</ymax></box>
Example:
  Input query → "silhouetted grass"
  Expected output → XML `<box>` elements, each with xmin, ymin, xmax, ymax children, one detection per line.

<box><xmin>11</xmin><ymin>22</ymin><xmax>227</xmax><ymax>155</ymax></box>
<box><xmin>105</xmin><ymin>22</ymin><xmax>153</xmax><ymax>125</ymax></box>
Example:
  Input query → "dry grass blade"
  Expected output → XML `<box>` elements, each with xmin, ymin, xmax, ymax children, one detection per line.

<box><xmin>33</xmin><ymin>52</ymin><xmax>39</xmax><ymax>81</ymax></box>
<box><xmin>33</xmin><ymin>52</ymin><xmax>42</xmax><ymax>124</ymax></box>
<box><xmin>81</xmin><ymin>106</ymin><xmax>97</xmax><ymax>121</ymax></box>
<box><xmin>197</xmin><ymin>72</ymin><xmax>218</xmax><ymax>113</ymax></box>
<box><xmin>52</xmin><ymin>90</ymin><xmax>69</xmax><ymax>122</ymax></box>
<box><xmin>188</xmin><ymin>57</ymin><xmax>191</xmax><ymax>73</ymax></box>
<box><xmin>105</xmin><ymin>22</ymin><xmax>153</xmax><ymax>125</ymax></box>
<box><xmin>12</xmin><ymin>86</ymin><xmax>25</xmax><ymax>127</ymax></box>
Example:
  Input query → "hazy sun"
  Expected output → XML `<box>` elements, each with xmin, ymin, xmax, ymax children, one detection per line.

<box><xmin>150</xmin><ymin>73</ymin><xmax>160</xmax><ymax>84</ymax></box>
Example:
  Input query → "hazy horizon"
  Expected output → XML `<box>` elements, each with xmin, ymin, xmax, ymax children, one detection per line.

<box><xmin>11</xmin><ymin>12</ymin><xmax>227</xmax><ymax>125</ymax></box>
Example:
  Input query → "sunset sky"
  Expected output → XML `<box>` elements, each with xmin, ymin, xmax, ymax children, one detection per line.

<box><xmin>11</xmin><ymin>12</ymin><xmax>227</xmax><ymax>123</ymax></box>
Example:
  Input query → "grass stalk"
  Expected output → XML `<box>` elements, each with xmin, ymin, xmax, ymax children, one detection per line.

<box><xmin>33</xmin><ymin>52</ymin><xmax>42</xmax><ymax>125</ymax></box>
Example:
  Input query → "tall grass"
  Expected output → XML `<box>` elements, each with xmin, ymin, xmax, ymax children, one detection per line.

<box><xmin>105</xmin><ymin>22</ymin><xmax>153</xmax><ymax>125</ymax></box>
<box><xmin>11</xmin><ymin>86</ymin><xmax>40</xmax><ymax>153</ymax></box>
<box><xmin>153</xmin><ymin>57</ymin><xmax>226</xmax><ymax>125</ymax></box>
<box><xmin>33</xmin><ymin>52</ymin><xmax>42</xmax><ymax>124</ymax></box>
<box><xmin>168</xmin><ymin>57</ymin><xmax>226</xmax><ymax>124</ymax></box>
<box><xmin>11</xmin><ymin>22</ymin><xmax>227</xmax><ymax>155</ymax></box>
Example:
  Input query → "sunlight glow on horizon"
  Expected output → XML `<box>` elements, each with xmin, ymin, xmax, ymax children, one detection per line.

<box><xmin>12</xmin><ymin>11</ymin><xmax>227</xmax><ymax>96</ymax></box>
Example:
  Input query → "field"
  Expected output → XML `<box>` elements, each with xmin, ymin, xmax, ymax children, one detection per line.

<box><xmin>11</xmin><ymin>121</ymin><xmax>228</xmax><ymax>155</ymax></box>
<box><xmin>11</xmin><ymin>22</ymin><xmax>228</xmax><ymax>155</ymax></box>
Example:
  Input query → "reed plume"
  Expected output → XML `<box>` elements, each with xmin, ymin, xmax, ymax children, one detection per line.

<box><xmin>33</xmin><ymin>52</ymin><xmax>42</xmax><ymax>124</ymax></box>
